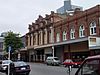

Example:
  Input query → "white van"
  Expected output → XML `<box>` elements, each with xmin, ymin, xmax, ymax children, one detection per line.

<box><xmin>45</xmin><ymin>57</ymin><xmax>61</xmax><ymax>66</ymax></box>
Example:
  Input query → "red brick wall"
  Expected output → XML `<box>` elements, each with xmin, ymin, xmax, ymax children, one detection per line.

<box><xmin>54</xmin><ymin>5</ymin><xmax>100</xmax><ymax>42</ymax></box>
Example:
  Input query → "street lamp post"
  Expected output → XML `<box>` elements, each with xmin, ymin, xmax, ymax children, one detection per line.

<box><xmin>52</xmin><ymin>46</ymin><xmax>54</xmax><ymax>57</ymax></box>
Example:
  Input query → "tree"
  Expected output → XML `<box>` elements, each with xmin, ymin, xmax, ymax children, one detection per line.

<box><xmin>4</xmin><ymin>31</ymin><xmax>23</xmax><ymax>53</ymax></box>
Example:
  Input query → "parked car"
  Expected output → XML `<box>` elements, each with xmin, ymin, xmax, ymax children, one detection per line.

<box><xmin>1</xmin><ymin>60</ymin><xmax>13</xmax><ymax>72</ymax></box>
<box><xmin>45</xmin><ymin>57</ymin><xmax>61</xmax><ymax>66</ymax></box>
<box><xmin>62</xmin><ymin>59</ymin><xmax>81</xmax><ymax>68</ymax></box>
<box><xmin>75</xmin><ymin>55</ymin><xmax>100</xmax><ymax>75</ymax></box>
<box><xmin>3</xmin><ymin>61</ymin><xmax>31</xmax><ymax>75</ymax></box>
<box><xmin>11</xmin><ymin>61</ymin><xmax>31</xmax><ymax>75</ymax></box>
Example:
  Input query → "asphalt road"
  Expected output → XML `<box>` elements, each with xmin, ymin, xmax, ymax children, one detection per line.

<box><xmin>0</xmin><ymin>63</ymin><xmax>78</xmax><ymax>75</ymax></box>
<box><xmin>28</xmin><ymin>63</ymin><xmax>78</xmax><ymax>75</ymax></box>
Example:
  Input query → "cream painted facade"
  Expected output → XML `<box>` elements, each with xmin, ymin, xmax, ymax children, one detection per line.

<box><xmin>26</xmin><ymin>11</ymin><xmax>64</xmax><ymax>62</ymax></box>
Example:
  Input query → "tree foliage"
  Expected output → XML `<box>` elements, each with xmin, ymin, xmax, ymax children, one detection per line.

<box><xmin>4</xmin><ymin>31</ymin><xmax>23</xmax><ymax>53</ymax></box>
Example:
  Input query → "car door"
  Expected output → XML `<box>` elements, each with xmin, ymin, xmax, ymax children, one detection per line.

<box><xmin>75</xmin><ymin>59</ymin><xmax>100</xmax><ymax>75</ymax></box>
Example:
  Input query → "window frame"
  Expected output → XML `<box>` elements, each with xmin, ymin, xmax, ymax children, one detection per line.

<box><xmin>70</xmin><ymin>28</ymin><xmax>75</xmax><ymax>39</ymax></box>
<box><xmin>79</xmin><ymin>25</ymin><xmax>85</xmax><ymax>38</ymax></box>
<box><xmin>90</xmin><ymin>22</ymin><xmax>96</xmax><ymax>35</ymax></box>
<box><xmin>63</xmin><ymin>31</ymin><xmax>67</xmax><ymax>41</ymax></box>
<box><xmin>56</xmin><ymin>32</ymin><xmax>60</xmax><ymax>42</ymax></box>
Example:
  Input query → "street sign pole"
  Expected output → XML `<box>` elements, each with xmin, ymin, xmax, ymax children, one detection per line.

<box><xmin>8</xmin><ymin>46</ymin><xmax>11</xmax><ymax>75</ymax></box>
<box><xmin>52</xmin><ymin>46</ymin><xmax>54</xmax><ymax>57</ymax></box>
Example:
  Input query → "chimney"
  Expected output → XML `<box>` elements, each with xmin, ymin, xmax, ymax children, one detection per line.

<box><xmin>74</xmin><ymin>8</ymin><xmax>82</xmax><ymax>14</ymax></box>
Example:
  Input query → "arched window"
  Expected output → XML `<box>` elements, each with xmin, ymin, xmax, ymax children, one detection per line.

<box><xmin>90</xmin><ymin>22</ymin><xmax>96</xmax><ymax>35</ymax></box>
<box><xmin>79</xmin><ymin>25</ymin><xmax>85</xmax><ymax>37</ymax></box>
<box><xmin>63</xmin><ymin>31</ymin><xmax>67</xmax><ymax>41</ymax></box>
<box><xmin>70</xmin><ymin>28</ymin><xmax>75</xmax><ymax>39</ymax></box>
<box><xmin>56</xmin><ymin>32</ymin><xmax>60</xmax><ymax>42</ymax></box>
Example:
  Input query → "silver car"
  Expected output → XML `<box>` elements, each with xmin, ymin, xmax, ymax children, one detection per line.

<box><xmin>1</xmin><ymin>60</ymin><xmax>13</xmax><ymax>71</ymax></box>
<box><xmin>45</xmin><ymin>57</ymin><xmax>61</xmax><ymax>66</ymax></box>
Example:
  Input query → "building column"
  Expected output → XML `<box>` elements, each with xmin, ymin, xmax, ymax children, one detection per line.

<box><xmin>35</xmin><ymin>32</ymin><xmax>38</xmax><ymax>46</ymax></box>
<box><xmin>28</xmin><ymin>35</ymin><xmax>30</xmax><ymax>47</ymax></box>
<box><xmin>29</xmin><ymin>51</ymin><xmax>31</xmax><ymax>62</ymax></box>
<box><xmin>39</xmin><ymin>31</ymin><xmax>41</xmax><ymax>45</ymax></box>
<box><xmin>50</xmin><ymin>26</ymin><xmax>54</xmax><ymax>43</ymax></box>
<box><xmin>31</xmin><ymin>34</ymin><xmax>33</xmax><ymax>46</ymax></box>
<box><xmin>44</xmin><ymin>28</ymin><xmax>48</xmax><ymax>44</ymax></box>
<box><xmin>40</xmin><ymin>30</ymin><xmax>43</xmax><ymax>45</ymax></box>
<box><xmin>36</xmin><ymin>55</ymin><xmax>38</xmax><ymax>61</ymax></box>
<box><xmin>43</xmin><ymin>54</ymin><xmax>46</xmax><ymax>61</ymax></box>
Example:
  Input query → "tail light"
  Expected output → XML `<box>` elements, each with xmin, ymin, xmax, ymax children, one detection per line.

<box><xmin>16</xmin><ymin>68</ymin><xmax>20</xmax><ymax>70</ymax></box>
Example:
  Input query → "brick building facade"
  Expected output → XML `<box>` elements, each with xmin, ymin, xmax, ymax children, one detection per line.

<box><xmin>26</xmin><ymin>11</ymin><xmax>65</xmax><ymax>62</ymax></box>
<box><xmin>26</xmin><ymin>5</ymin><xmax>100</xmax><ymax>62</ymax></box>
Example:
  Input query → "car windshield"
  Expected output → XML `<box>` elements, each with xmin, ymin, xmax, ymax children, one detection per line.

<box><xmin>2</xmin><ymin>60</ymin><xmax>12</xmax><ymax>64</ymax></box>
<box><xmin>77</xmin><ymin>59</ymin><xmax>100</xmax><ymax>75</ymax></box>
<box><xmin>54</xmin><ymin>58</ymin><xmax>59</xmax><ymax>60</ymax></box>
<box><xmin>14</xmin><ymin>61</ymin><xmax>27</xmax><ymax>67</ymax></box>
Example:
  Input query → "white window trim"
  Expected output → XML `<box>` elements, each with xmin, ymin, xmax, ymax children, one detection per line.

<box><xmin>56</xmin><ymin>33</ymin><xmax>60</xmax><ymax>42</ymax></box>
<box><xmin>79</xmin><ymin>25</ymin><xmax>85</xmax><ymax>37</ymax></box>
<box><xmin>63</xmin><ymin>31</ymin><xmax>67</xmax><ymax>41</ymax></box>
<box><xmin>70</xmin><ymin>28</ymin><xmax>75</xmax><ymax>39</ymax></box>
<box><xmin>90</xmin><ymin>22</ymin><xmax>96</xmax><ymax>35</ymax></box>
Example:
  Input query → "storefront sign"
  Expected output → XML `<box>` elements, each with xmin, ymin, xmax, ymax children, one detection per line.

<box><xmin>44</xmin><ymin>48</ymin><xmax>52</xmax><ymax>54</ymax></box>
<box><xmin>89</xmin><ymin>37</ymin><xmax>100</xmax><ymax>47</ymax></box>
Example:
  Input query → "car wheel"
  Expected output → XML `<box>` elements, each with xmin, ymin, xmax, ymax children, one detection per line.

<box><xmin>10</xmin><ymin>72</ymin><xmax>14</xmax><ymax>75</ymax></box>
<box><xmin>47</xmin><ymin>63</ymin><xmax>49</xmax><ymax>65</ymax></box>
<box><xmin>53</xmin><ymin>63</ymin><xmax>56</xmax><ymax>66</ymax></box>
<box><xmin>26</xmin><ymin>72</ymin><xmax>29</xmax><ymax>75</ymax></box>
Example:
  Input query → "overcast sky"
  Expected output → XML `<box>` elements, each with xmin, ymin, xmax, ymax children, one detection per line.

<box><xmin>0</xmin><ymin>0</ymin><xmax>100</xmax><ymax>36</ymax></box>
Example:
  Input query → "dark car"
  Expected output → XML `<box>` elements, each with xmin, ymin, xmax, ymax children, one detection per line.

<box><xmin>5</xmin><ymin>61</ymin><xmax>31</xmax><ymax>75</ymax></box>
<box><xmin>12</xmin><ymin>61</ymin><xmax>31</xmax><ymax>75</ymax></box>
<box><xmin>63</xmin><ymin>59</ymin><xmax>82</xmax><ymax>68</ymax></box>
<box><xmin>75</xmin><ymin>55</ymin><xmax>100</xmax><ymax>75</ymax></box>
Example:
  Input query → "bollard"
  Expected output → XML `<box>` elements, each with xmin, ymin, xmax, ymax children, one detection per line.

<box><xmin>67</xmin><ymin>65</ymin><xmax>72</xmax><ymax>75</ymax></box>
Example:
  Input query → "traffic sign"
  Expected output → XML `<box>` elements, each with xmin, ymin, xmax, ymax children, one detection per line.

<box><xmin>8</xmin><ymin>46</ymin><xmax>11</xmax><ymax>52</ymax></box>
